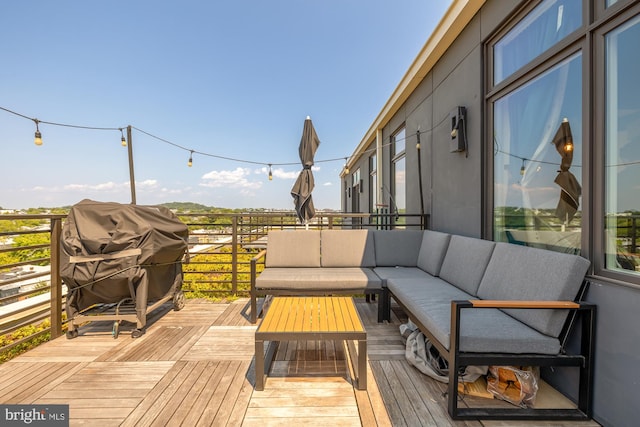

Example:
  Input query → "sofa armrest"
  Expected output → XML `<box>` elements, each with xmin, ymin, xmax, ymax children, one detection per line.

<box><xmin>447</xmin><ymin>299</ymin><xmax>596</xmax><ymax>420</ymax></box>
<box><xmin>249</xmin><ymin>249</ymin><xmax>267</xmax><ymax>323</ymax></box>
<box><xmin>250</xmin><ymin>249</ymin><xmax>267</xmax><ymax>291</ymax></box>
<box><xmin>449</xmin><ymin>299</ymin><xmax>596</xmax><ymax>358</ymax></box>
<box><xmin>469</xmin><ymin>300</ymin><xmax>580</xmax><ymax>309</ymax></box>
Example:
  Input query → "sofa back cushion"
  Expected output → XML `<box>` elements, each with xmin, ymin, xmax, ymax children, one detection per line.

<box><xmin>265</xmin><ymin>230</ymin><xmax>321</xmax><ymax>268</ymax></box>
<box><xmin>373</xmin><ymin>230</ymin><xmax>424</xmax><ymax>267</ymax></box>
<box><xmin>321</xmin><ymin>230</ymin><xmax>375</xmax><ymax>267</ymax></box>
<box><xmin>477</xmin><ymin>242</ymin><xmax>590</xmax><ymax>337</ymax></box>
<box><xmin>438</xmin><ymin>235</ymin><xmax>495</xmax><ymax>296</ymax></box>
<box><xmin>416</xmin><ymin>230</ymin><xmax>451</xmax><ymax>276</ymax></box>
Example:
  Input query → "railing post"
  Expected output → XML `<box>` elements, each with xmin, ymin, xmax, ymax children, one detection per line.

<box><xmin>50</xmin><ymin>217</ymin><xmax>63</xmax><ymax>339</ymax></box>
<box><xmin>631</xmin><ymin>216</ymin><xmax>637</xmax><ymax>254</ymax></box>
<box><xmin>231</xmin><ymin>216</ymin><xmax>238</xmax><ymax>294</ymax></box>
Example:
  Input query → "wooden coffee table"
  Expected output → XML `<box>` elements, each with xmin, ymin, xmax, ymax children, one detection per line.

<box><xmin>254</xmin><ymin>296</ymin><xmax>367</xmax><ymax>390</ymax></box>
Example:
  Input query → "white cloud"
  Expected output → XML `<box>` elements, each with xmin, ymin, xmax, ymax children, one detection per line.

<box><xmin>64</xmin><ymin>181</ymin><xmax>121</xmax><ymax>191</ymax></box>
<box><xmin>137</xmin><ymin>179</ymin><xmax>158</xmax><ymax>189</ymax></box>
<box><xmin>323</xmin><ymin>182</ymin><xmax>333</xmax><ymax>186</ymax></box>
<box><xmin>200</xmin><ymin>167</ymin><xmax>263</xmax><ymax>189</ymax></box>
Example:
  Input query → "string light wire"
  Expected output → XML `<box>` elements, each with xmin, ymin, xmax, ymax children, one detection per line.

<box><xmin>3</xmin><ymin>105</ymin><xmax>639</xmax><ymax>170</ymax></box>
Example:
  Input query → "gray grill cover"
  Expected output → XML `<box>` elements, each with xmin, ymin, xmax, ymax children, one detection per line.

<box><xmin>60</xmin><ymin>200</ymin><xmax>188</xmax><ymax>320</ymax></box>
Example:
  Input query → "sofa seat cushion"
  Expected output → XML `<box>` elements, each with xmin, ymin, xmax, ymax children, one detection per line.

<box><xmin>373</xmin><ymin>266</ymin><xmax>433</xmax><ymax>286</ymax></box>
<box><xmin>477</xmin><ymin>242</ymin><xmax>591</xmax><ymax>338</ymax></box>
<box><xmin>256</xmin><ymin>267</ymin><xmax>382</xmax><ymax>291</ymax></box>
<box><xmin>320</xmin><ymin>230</ymin><xmax>375</xmax><ymax>267</ymax></box>
<box><xmin>388</xmin><ymin>278</ymin><xmax>561</xmax><ymax>355</ymax></box>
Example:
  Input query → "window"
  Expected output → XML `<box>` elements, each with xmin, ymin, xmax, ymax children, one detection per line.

<box><xmin>604</xmin><ymin>15</ymin><xmax>640</xmax><ymax>274</ymax></box>
<box><xmin>392</xmin><ymin>128</ymin><xmax>406</xmax><ymax>224</ymax></box>
<box><xmin>351</xmin><ymin>168</ymin><xmax>361</xmax><ymax>213</ymax></box>
<box><xmin>369</xmin><ymin>154</ymin><xmax>377</xmax><ymax>213</ymax></box>
<box><xmin>492</xmin><ymin>54</ymin><xmax>583</xmax><ymax>253</ymax></box>
<box><xmin>493</xmin><ymin>0</ymin><xmax>582</xmax><ymax>85</ymax></box>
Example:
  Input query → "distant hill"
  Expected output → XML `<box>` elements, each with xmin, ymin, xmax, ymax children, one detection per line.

<box><xmin>160</xmin><ymin>202</ymin><xmax>214</xmax><ymax>212</ymax></box>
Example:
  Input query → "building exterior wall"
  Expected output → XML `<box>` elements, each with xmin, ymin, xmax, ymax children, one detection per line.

<box><xmin>343</xmin><ymin>1</ymin><xmax>640</xmax><ymax>425</ymax></box>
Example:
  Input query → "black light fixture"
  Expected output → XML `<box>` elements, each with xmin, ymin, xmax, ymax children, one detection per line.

<box><xmin>268</xmin><ymin>164</ymin><xmax>273</xmax><ymax>180</ymax></box>
<box><xmin>187</xmin><ymin>150</ymin><xmax>193</xmax><ymax>167</ymax></box>
<box><xmin>120</xmin><ymin>128</ymin><xmax>127</xmax><ymax>147</ymax></box>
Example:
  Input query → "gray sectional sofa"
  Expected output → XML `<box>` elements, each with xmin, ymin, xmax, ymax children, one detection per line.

<box><xmin>250</xmin><ymin>228</ymin><xmax>595</xmax><ymax>420</ymax></box>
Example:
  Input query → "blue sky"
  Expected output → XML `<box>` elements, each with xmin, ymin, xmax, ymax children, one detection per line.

<box><xmin>0</xmin><ymin>1</ymin><xmax>450</xmax><ymax>210</ymax></box>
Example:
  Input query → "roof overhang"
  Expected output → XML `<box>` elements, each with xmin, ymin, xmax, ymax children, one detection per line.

<box><xmin>342</xmin><ymin>0</ymin><xmax>485</xmax><ymax>177</ymax></box>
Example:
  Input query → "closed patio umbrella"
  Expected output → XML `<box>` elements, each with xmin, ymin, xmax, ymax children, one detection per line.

<box><xmin>291</xmin><ymin>116</ymin><xmax>321</xmax><ymax>224</ymax></box>
<box><xmin>552</xmin><ymin>118</ymin><xmax>581</xmax><ymax>224</ymax></box>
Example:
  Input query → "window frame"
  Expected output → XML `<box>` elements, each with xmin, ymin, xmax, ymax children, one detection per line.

<box><xmin>485</xmin><ymin>0</ymin><xmax>640</xmax><ymax>287</ymax></box>
<box><xmin>369</xmin><ymin>153</ymin><xmax>377</xmax><ymax>213</ymax></box>
<box><xmin>391</xmin><ymin>126</ymin><xmax>407</xmax><ymax>220</ymax></box>
<box><xmin>592</xmin><ymin>3</ymin><xmax>640</xmax><ymax>284</ymax></box>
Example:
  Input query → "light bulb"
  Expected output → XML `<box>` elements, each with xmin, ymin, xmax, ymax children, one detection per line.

<box><xmin>564</xmin><ymin>142</ymin><xmax>574</xmax><ymax>152</ymax></box>
<box><xmin>268</xmin><ymin>165</ymin><xmax>273</xmax><ymax>180</ymax></box>
<box><xmin>121</xmin><ymin>136</ymin><xmax>127</xmax><ymax>147</ymax></box>
<box><xmin>34</xmin><ymin>120</ymin><xmax>42</xmax><ymax>145</ymax></box>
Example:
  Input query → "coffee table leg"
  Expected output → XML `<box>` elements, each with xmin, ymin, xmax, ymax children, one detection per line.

<box><xmin>358</xmin><ymin>339</ymin><xmax>367</xmax><ymax>390</ymax></box>
<box><xmin>255</xmin><ymin>338</ymin><xmax>265</xmax><ymax>390</ymax></box>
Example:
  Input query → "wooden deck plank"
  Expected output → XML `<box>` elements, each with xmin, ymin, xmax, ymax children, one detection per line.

<box><xmin>355</xmin><ymin>361</ymin><xmax>393</xmax><ymax>427</ymax></box>
<box><xmin>182</xmin><ymin>325</ymin><xmax>256</xmax><ymax>361</ymax></box>
<box><xmin>119</xmin><ymin>360</ymin><xmax>186</xmax><ymax>427</ymax></box>
<box><xmin>196</xmin><ymin>360</ymin><xmax>247</xmax><ymax>426</ymax></box>
<box><xmin>212</xmin><ymin>360</ymin><xmax>253</xmax><ymax>425</ymax></box>
<box><xmin>0</xmin><ymin>362</ymin><xmax>86</xmax><ymax>403</ymax></box>
<box><xmin>0</xmin><ymin>298</ymin><xmax>601</xmax><ymax>427</ymax></box>
<box><xmin>179</xmin><ymin>360</ymin><xmax>232</xmax><ymax>426</ymax></box>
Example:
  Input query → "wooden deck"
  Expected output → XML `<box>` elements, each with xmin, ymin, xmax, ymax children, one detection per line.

<box><xmin>0</xmin><ymin>298</ymin><xmax>600</xmax><ymax>426</ymax></box>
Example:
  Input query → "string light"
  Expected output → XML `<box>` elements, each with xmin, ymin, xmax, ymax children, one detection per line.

<box><xmin>34</xmin><ymin>119</ymin><xmax>42</xmax><ymax>146</ymax></box>
<box><xmin>564</xmin><ymin>140</ymin><xmax>574</xmax><ymax>153</ymax></box>
<box><xmin>520</xmin><ymin>158</ymin><xmax>526</xmax><ymax>176</ymax></box>
<box><xmin>7</xmin><ymin>105</ymin><xmax>604</xmax><ymax>174</ymax></box>
<box><xmin>268</xmin><ymin>164</ymin><xmax>273</xmax><ymax>180</ymax></box>
<box><xmin>187</xmin><ymin>150</ymin><xmax>193</xmax><ymax>167</ymax></box>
